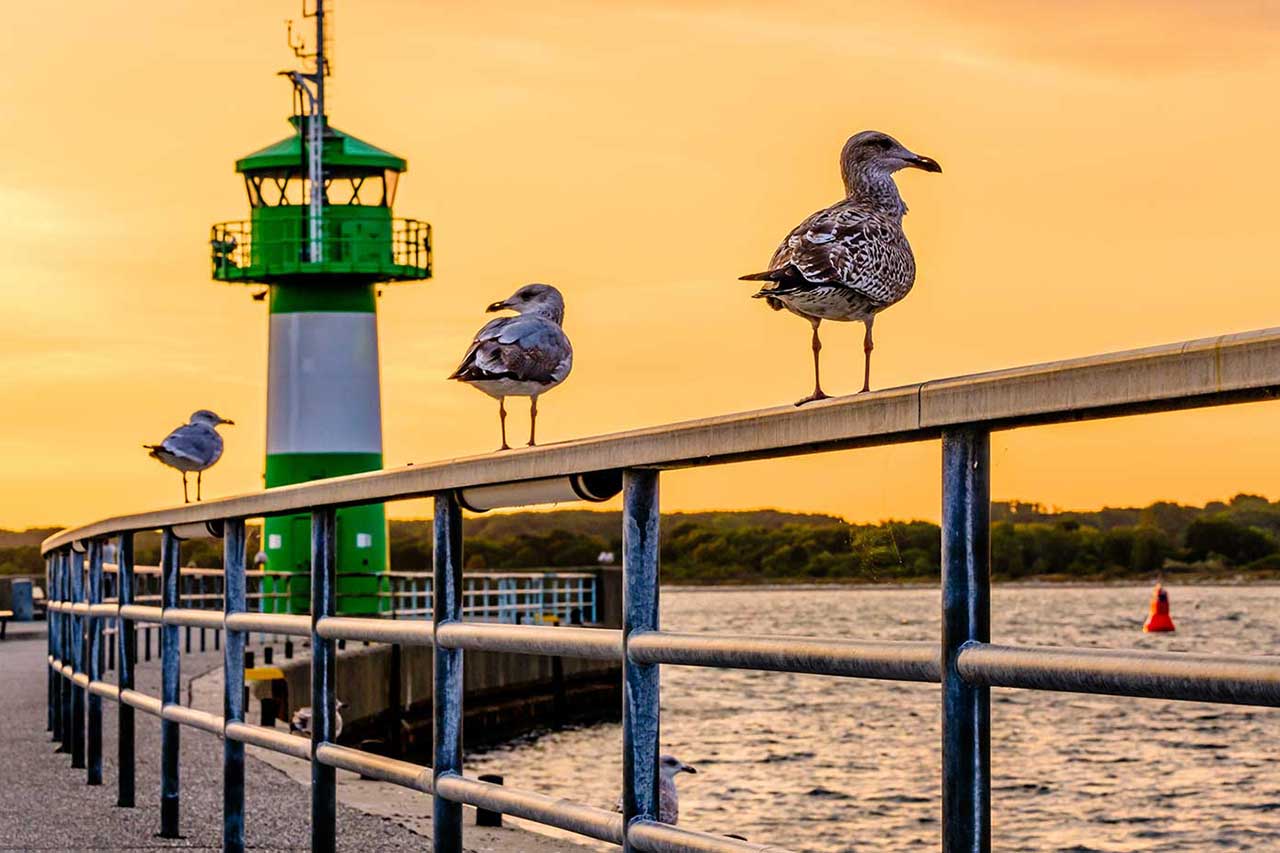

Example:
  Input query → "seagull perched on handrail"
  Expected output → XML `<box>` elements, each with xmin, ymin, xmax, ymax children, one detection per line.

<box><xmin>449</xmin><ymin>283</ymin><xmax>573</xmax><ymax>450</ymax></box>
<box><xmin>741</xmin><ymin>130</ymin><xmax>941</xmax><ymax>404</ymax></box>
<box><xmin>614</xmin><ymin>754</ymin><xmax>698</xmax><ymax>825</ymax></box>
<box><xmin>143</xmin><ymin>410</ymin><xmax>234</xmax><ymax>503</ymax></box>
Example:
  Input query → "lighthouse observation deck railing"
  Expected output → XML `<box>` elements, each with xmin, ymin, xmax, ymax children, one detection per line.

<box><xmin>210</xmin><ymin>217</ymin><xmax>432</xmax><ymax>283</ymax></box>
<box><xmin>40</xmin><ymin>327</ymin><xmax>1280</xmax><ymax>853</ymax></box>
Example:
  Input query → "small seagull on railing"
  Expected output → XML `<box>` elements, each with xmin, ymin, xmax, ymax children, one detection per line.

<box><xmin>449</xmin><ymin>283</ymin><xmax>573</xmax><ymax>450</ymax></box>
<box><xmin>614</xmin><ymin>754</ymin><xmax>698</xmax><ymax>825</ymax></box>
<box><xmin>143</xmin><ymin>410</ymin><xmax>234</xmax><ymax>503</ymax></box>
<box><xmin>740</xmin><ymin>130</ymin><xmax>941</xmax><ymax>404</ymax></box>
<box><xmin>290</xmin><ymin>700</ymin><xmax>347</xmax><ymax>739</ymax></box>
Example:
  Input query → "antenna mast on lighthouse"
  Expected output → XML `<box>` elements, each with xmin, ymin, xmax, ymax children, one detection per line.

<box><xmin>283</xmin><ymin>0</ymin><xmax>331</xmax><ymax>263</ymax></box>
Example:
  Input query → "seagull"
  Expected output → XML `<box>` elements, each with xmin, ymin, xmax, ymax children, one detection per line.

<box><xmin>740</xmin><ymin>130</ymin><xmax>941</xmax><ymax>405</ymax></box>
<box><xmin>143</xmin><ymin>410</ymin><xmax>234</xmax><ymax>503</ymax></box>
<box><xmin>449</xmin><ymin>283</ymin><xmax>573</xmax><ymax>450</ymax></box>
<box><xmin>290</xmin><ymin>700</ymin><xmax>347</xmax><ymax>739</ymax></box>
<box><xmin>614</xmin><ymin>754</ymin><xmax>698</xmax><ymax>825</ymax></box>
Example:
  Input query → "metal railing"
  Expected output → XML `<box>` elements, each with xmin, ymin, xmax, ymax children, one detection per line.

<box><xmin>74</xmin><ymin>565</ymin><xmax>597</xmax><ymax>666</ymax></box>
<box><xmin>40</xmin><ymin>327</ymin><xmax>1280</xmax><ymax>853</ymax></box>
<box><xmin>210</xmin><ymin>217</ymin><xmax>432</xmax><ymax>282</ymax></box>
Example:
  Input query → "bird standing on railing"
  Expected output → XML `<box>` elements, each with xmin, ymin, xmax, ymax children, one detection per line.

<box><xmin>741</xmin><ymin>130</ymin><xmax>941</xmax><ymax>404</ymax></box>
<box><xmin>615</xmin><ymin>754</ymin><xmax>698</xmax><ymax>824</ymax></box>
<box><xmin>143</xmin><ymin>410</ymin><xmax>234</xmax><ymax>503</ymax></box>
<box><xmin>449</xmin><ymin>284</ymin><xmax>573</xmax><ymax>450</ymax></box>
<box><xmin>290</xmin><ymin>700</ymin><xmax>347</xmax><ymax>739</ymax></box>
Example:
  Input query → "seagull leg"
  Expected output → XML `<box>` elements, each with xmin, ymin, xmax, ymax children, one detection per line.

<box><xmin>860</xmin><ymin>316</ymin><xmax>875</xmax><ymax>394</ymax></box>
<box><xmin>182</xmin><ymin>473</ymin><xmax>189</xmax><ymax>504</ymax></box>
<box><xmin>528</xmin><ymin>395</ymin><xmax>539</xmax><ymax>447</ymax></box>
<box><xmin>498</xmin><ymin>397</ymin><xmax>510</xmax><ymax>451</ymax></box>
<box><xmin>197</xmin><ymin>470</ymin><xmax>203</xmax><ymax>501</ymax></box>
<box><xmin>795</xmin><ymin>318</ymin><xmax>830</xmax><ymax>406</ymax></box>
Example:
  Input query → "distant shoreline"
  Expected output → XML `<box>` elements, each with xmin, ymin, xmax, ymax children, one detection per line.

<box><xmin>662</xmin><ymin>576</ymin><xmax>1280</xmax><ymax>593</ymax></box>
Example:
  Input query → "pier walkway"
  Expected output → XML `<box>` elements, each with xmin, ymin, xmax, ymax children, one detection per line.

<box><xmin>0</xmin><ymin>628</ymin><xmax>421</xmax><ymax>851</ymax></box>
<box><xmin>0</xmin><ymin>627</ymin><xmax>588</xmax><ymax>851</ymax></box>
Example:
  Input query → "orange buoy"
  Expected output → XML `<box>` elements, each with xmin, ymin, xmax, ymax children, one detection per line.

<box><xmin>1143</xmin><ymin>583</ymin><xmax>1175</xmax><ymax>633</ymax></box>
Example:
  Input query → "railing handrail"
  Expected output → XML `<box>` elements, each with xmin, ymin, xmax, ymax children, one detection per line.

<box><xmin>41</xmin><ymin>326</ymin><xmax>1280</xmax><ymax>554</ymax></box>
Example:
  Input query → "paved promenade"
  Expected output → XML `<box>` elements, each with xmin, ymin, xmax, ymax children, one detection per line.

<box><xmin>0</xmin><ymin>627</ymin><xmax>594</xmax><ymax>851</ymax></box>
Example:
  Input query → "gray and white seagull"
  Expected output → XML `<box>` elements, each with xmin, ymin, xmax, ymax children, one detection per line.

<box><xmin>614</xmin><ymin>755</ymin><xmax>698</xmax><ymax>825</ymax></box>
<box><xmin>449</xmin><ymin>283</ymin><xmax>573</xmax><ymax>450</ymax></box>
<box><xmin>741</xmin><ymin>130</ymin><xmax>941</xmax><ymax>405</ymax></box>
<box><xmin>143</xmin><ymin>409</ymin><xmax>234</xmax><ymax>503</ymax></box>
<box><xmin>289</xmin><ymin>700</ymin><xmax>347</xmax><ymax>739</ymax></box>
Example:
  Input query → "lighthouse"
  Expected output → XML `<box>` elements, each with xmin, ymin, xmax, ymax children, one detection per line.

<box><xmin>210</xmin><ymin>1</ymin><xmax>431</xmax><ymax>613</ymax></box>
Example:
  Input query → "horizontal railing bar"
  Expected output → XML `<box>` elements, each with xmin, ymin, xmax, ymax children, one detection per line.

<box><xmin>61</xmin><ymin>664</ymin><xmax>73</xmax><ymax>679</ymax></box>
<box><xmin>69</xmin><ymin>602</ymin><xmax>90</xmax><ymax>615</ymax></box>
<box><xmin>436</xmin><ymin>623</ymin><xmax>621</xmax><ymax>660</ymax></box>
<box><xmin>433</xmin><ymin>773</ymin><xmax>624</xmax><ymax>845</ymax></box>
<box><xmin>120</xmin><ymin>689</ymin><xmax>163</xmax><ymax>717</ymax></box>
<box><xmin>224</xmin><ymin>612</ymin><xmax>311</xmax><ymax>636</ymax></box>
<box><xmin>88</xmin><ymin>680</ymin><xmax>120</xmax><ymax>701</ymax></box>
<box><xmin>119</xmin><ymin>604</ymin><xmax>164</xmax><ymax>623</ymax></box>
<box><xmin>72</xmin><ymin>672</ymin><xmax>89</xmax><ymax>689</ymax></box>
<box><xmin>87</xmin><ymin>602</ymin><xmax>118</xmax><ymax>617</ymax></box>
<box><xmin>958</xmin><ymin>643</ymin><xmax>1280</xmax><ymax>706</ymax></box>
<box><xmin>314</xmin><ymin>744</ymin><xmax>433</xmax><ymax>791</ymax></box>
<box><xmin>43</xmin><ymin>327</ymin><xmax>1280</xmax><ymax>553</ymax></box>
<box><xmin>224</xmin><ymin>722</ymin><xmax>311</xmax><ymax>760</ymax></box>
<box><xmin>315</xmin><ymin>616</ymin><xmax>433</xmax><ymax>645</ymax></box>
<box><xmin>628</xmin><ymin>633</ymin><xmax>941</xmax><ymax>681</ymax></box>
<box><xmin>162</xmin><ymin>608</ymin><xmax>225</xmax><ymax>629</ymax></box>
<box><xmin>629</xmin><ymin>820</ymin><xmax>797</xmax><ymax>853</ymax></box>
<box><xmin>161</xmin><ymin>704</ymin><xmax>225</xmax><ymax>735</ymax></box>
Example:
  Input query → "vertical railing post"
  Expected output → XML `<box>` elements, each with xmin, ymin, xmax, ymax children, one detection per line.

<box><xmin>51</xmin><ymin>552</ymin><xmax>65</xmax><ymax>749</ymax></box>
<box><xmin>310</xmin><ymin>509</ymin><xmax>337</xmax><ymax>853</ymax></box>
<box><xmin>69</xmin><ymin>545</ymin><xmax>86</xmax><ymax>770</ymax></box>
<box><xmin>223</xmin><ymin>519</ymin><xmax>247</xmax><ymax>853</ymax></box>
<box><xmin>46</xmin><ymin>554</ymin><xmax>55</xmax><ymax>734</ymax></box>
<box><xmin>160</xmin><ymin>528</ymin><xmax>182</xmax><ymax>838</ymax></box>
<box><xmin>621</xmin><ymin>469</ymin><xmax>660</xmax><ymax>852</ymax></box>
<box><xmin>941</xmin><ymin>428</ymin><xmax>992</xmax><ymax>853</ymax></box>
<box><xmin>60</xmin><ymin>549</ymin><xmax>74</xmax><ymax>754</ymax></box>
<box><xmin>432</xmin><ymin>493</ymin><xmax>464</xmax><ymax>853</ymax></box>
<box><xmin>117</xmin><ymin>532</ymin><xmax>136</xmax><ymax>807</ymax></box>
<box><xmin>87</xmin><ymin>538</ymin><xmax>104</xmax><ymax>785</ymax></box>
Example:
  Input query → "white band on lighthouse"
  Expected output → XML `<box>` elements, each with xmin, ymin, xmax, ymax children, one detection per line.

<box><xmin>267</xmin><ymin>312</ymin><xmax>383</xmax><ymax>455</ymax></box>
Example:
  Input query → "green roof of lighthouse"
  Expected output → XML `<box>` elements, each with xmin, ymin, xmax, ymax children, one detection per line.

<box><xmin>236</xmin><ymin>117</ymin><xmax>407</xmax><ymax>173</ymax></box>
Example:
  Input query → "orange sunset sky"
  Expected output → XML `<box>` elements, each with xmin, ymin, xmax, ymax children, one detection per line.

<box><xmin>2</xmin><ymin>1</ymin><xmax>1278</xmax><ymax>530</ymax></box>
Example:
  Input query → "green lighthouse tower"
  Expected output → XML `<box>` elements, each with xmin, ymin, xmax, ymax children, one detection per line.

<box><xmin>210</xmin><ymin>1</ymin><xmax>431</xmax><ymax>614</ymax></box>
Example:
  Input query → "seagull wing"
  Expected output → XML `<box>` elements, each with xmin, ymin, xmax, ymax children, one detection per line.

<box><xmin>740</xmin><ymin>202</ymin><xmax>912</xmax><ymax>306</ymax></box>
<box><xmin>157</xmin><ymin>423</ymin><xmax>224</xmax><ymax>469</ymax></box>
<box><xmin>450</xmin><ymin>315</ymin><xmax>572</xmax><ymax>385</ymax></box>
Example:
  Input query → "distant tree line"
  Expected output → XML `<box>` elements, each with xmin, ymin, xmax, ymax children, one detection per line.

<box><xmin>6</xmin><ymin>495</ymin><xmax>1280</xmax><ymax>583</ymax></box>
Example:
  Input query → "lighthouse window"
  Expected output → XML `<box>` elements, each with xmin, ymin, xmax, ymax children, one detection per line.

<box><xmin>323</xmin><ymin>174</ymin><xmax>388</xmax><ymax>206</ymax></box>
<box><xmin>384</xmin><ymin>170</ymin><xmax>399</xmax><ymax>206</ymax></box>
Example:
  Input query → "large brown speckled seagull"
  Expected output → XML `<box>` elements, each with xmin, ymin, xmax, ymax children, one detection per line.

<box><xmin>450</xmin><ymin>284</ymin><xmax>573</xmax><ymax>450</ymax></box>
<box><xmin>741</xmin><ymin>131</ymin><xmax>941</xmax><ymax>405</ymax></box>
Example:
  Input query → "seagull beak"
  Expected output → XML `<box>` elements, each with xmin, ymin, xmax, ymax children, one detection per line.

<box><xmin>221</xmin><ymin>418</ymin><xmax>236</xmax><ymax>426</ymax></box>
<box><xmin>486</xmin><ymin>299</ymin><xmax>509</xmax><ymax>313</ymax></box>
<box><xmin>907</xmin><ymin>154</ymin><xmax>942</xmax><ymax>173</ymax></box>
<box><xmin>682</xmin><ymin>764</ymin><xmax>698</xmax><ymax>774</ymax></box>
